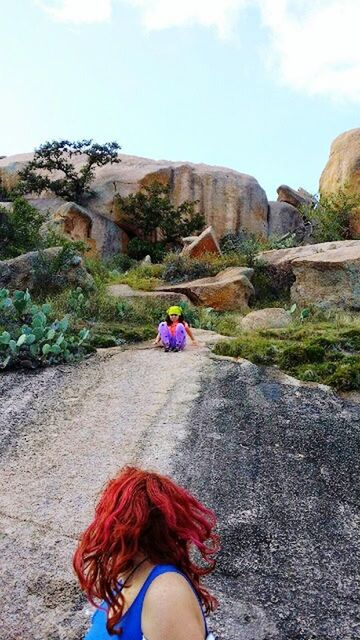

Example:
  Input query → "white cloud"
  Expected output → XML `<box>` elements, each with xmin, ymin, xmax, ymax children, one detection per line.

<box><xmin>124</xmin><ymin>0</ymin><xmax>249</xmax><ymax>38</ymax></box>
<box><xmin>123</xmin><ymin>0</ymin><xmax>360</xmax><ymax>101</ymax></box>
<box><xmin>35</xmin><ymin>0</ymin><xmax>360</xmax><ymax>102</ymax></box>
<box><xmin>258</xmin><ymin>0</ymin><xmax>360</xmax><ymax>102</ymax></box>
<box><xmin>36</xmin><ymin>0</ymin><xmax>111</xmax><ymax>24</ymax></box>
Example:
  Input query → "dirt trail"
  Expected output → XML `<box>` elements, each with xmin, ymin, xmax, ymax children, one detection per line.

<box><xmin>0</xmin><ymin>331</ymin><xmax>221</xmax><ymax>640</ymax></box>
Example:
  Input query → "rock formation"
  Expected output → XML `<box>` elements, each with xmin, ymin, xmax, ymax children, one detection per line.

<box><xmin>268</xmin><ymin>201</ymin><xmax>303</xmax><ymax>237</ymax></box>
<box><xmin>241</xmin><ymin>307</ymin><xmax>293</xmax><ymax>331</ymax></box>
<box><xmin>259</xmin><ymin>240</ymin><xmax>360</xmax><ymax>270</ymax></box>
<box><xmin>319</xmin><ymin>128</ymin><xmax>360</xmax><ymax>236</ymax></box>
<box><xmin>320</xmin><ymin>128</ymin><xmax>360</xmax><ymax>194</ymax></box>
<box><xmin>291</xmin><ymin>243</ymin><xmax>360</xmax><ymax>310</ymax></box>
<box><xmin>181</xmin><ymin>226</ymin><xmax>221</xmax><ymax>258</ymax></box>
<box><xmin>0</xmin><ymin>153</ymin><xmax>269</xmax><ymax>254</ymax></box>
<box><xmin>158</xmin><ymin>266</ymin><xmax>254</xmax><ymax>311</ymax></box>
<box><xmin>48</xmin><ymin>202</ymin><xmax>123</xmax><ymax>259</ymax></box>
<box><xmin>277</xmin><ymin>184</ymin><xmax>314</xmax><ymax>209</ymax></box>
<box><xmin>0</xmin><ymin>247</ymin><xmax>94</xmax><ymax>292</ymax></box>
<box><xmin>259</xmin><ymin>240</ymin><xmax>360</xmax><ymax>310</ymax></box>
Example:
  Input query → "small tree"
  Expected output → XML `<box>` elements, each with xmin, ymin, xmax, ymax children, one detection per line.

<box><xmin>115</xmin><ymin>182</ymin><xmax>205</xmax><ymax>259</ymax></box>
<box><xmin>300</xmin><ymin>188</ymin><xmax>360</xmax><ymax>242</ymax></box>
<box><xmin>17</xmin><ymin>139</ymin><xmax>121</xmax><ymax>203</ymax></box>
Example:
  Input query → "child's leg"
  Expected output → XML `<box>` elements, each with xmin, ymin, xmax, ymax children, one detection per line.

<box><xmin>158</xmin><ymin>322</ymin><xmax>172</xmax><ymax>348</ymax></box>
<box><xmin>175</xmin><ymin>324</ymin><xmax>187</xmax><ymax>350</ymax></box>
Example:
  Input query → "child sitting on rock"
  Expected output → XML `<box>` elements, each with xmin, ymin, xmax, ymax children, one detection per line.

<box><xmin>154</xmin><ymin>306</ymin><xmax>198</xmax><ymax>352</ymax></box>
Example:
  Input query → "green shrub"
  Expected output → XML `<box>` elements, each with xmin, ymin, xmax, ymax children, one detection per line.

<box><xmin>31</xmin><ymin>244</ymin><xmax>90</xmax><ymax>295</ymax></box>
<box><xmin>84</xmin><ymin>257</ymin><xmax>112</xmax><ymax>287</ymax></box>
<box><xmin>0</xmin><ymin>197</ymin><xmax>45</xmax><ymax>259</ymax></box>
<box><xmin>105</xmin><ymin>254</ymin><xmax>136</xmax><ymax>273</ymax></box>
<box><xmin>0</xmin><ymin>172</ymin><xmax>12</xmax><ymax>201</ymax></box>
<box><xmin>220</xmin><ymin>231</ymin><xmax>263</xmax><ymax>267</ymax></box>
<box><xmin>162</xmin><ymin>253</ymin><xmax>213</xmax><ymax>283</ymax></box>
<box><xmin>0</xmin><ymin>288</ymin><xmax>93</xmax><ymax>370</ymax></box>
<box><xmin>91</xmin><ymin>322</ymin><xmax>154</xmax><ymax>346</ymax></box>
<box><xmin>114</xmin><ymin>181</ymin><xmax>204</xmax><ymax>258</ymax></box>
<box><xmin>127</xmin><ymin>238</ymin><xmax>166</xmax><ymax>262</ymax></box>
<box><xmin>265</xmin><ymin>234</ymin><xmax>299</xmax><ymax>250</ymax></box>
<box><xmin>112</xmin><ymin>263</ymin><xmax>165</xmax><ymax>291</ymax></box>
<box><xmin>300</xmin><ymin>188</ymin><xmax>360</xmax><ymax>242</ymax></box>
<box><xmin>46</xmin><ymin>285</ymin><xmax>120</xmax><ymax>324</ymax></box>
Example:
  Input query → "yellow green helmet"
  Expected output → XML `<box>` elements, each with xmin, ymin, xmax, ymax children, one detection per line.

<box><xmin>167</xmin><ymin>306</ymin><xmax>183</xmax><ymax>316</ymax></box>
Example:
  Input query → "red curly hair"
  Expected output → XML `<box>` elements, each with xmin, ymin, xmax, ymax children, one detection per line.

<box><xmin>73</xmin><ymin>466</ymin><xmax>219</xmax><ymax>636</ymax></box>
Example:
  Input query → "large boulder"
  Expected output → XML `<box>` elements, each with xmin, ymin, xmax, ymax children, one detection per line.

<box><xmin>181</xmin><ymin>226</ymin><xmax>221</xmax><ymax>258</ymax></box>
<box><xmin>268</xmin><ymin>201</ymin><xmax>303</xmax><ymax>237</ymax></box>
<box><xmin>320</xmin><ymin>128</ymin><xmax>360</xmax><ymax>194</ymax></box>
<box><xmin>49</xmin><ymin>202</ymin><xmax>122</xmax><ymax>259</ymax></box>
<box><xmin>0</xmin><ymin>153</ymin><xmax>269</xmax><ymax>242</ymax></box>
<box><xmin>291</xmin><ymin>244</ymin><xmax>360</xmax><ymax>310</ymax></box>
<box><xmin>0</xmin><ymin>247</ymin><xmax>94</xmax><ymax>292</ymax></box>
<box><xmin>319</xmin><ymin>128</ymin><xmax>360</xmax><ymax>237</ymax></box>
<box><xmin>158</xmin><ymin>267</ymin><xmax>254</xmax><ymax>311</ymax></box>
<box><xmin>259</xmin><ymin>240</ymin><xmax>360</xmax><ymax>270</ymax></box>
<box><xmin>0</xmin><ymin>196</ymin><xmax>125</xmax><ymax>260</ymax></box>
<box><xmin>277</xmin><ymin>185</ymin><xmax>313</xmax><ymax>209</ymax></box>
<box><xmin>241</xmin><ymin>308</ymin><xmax>293</xmax><ymax>331</ymax></box>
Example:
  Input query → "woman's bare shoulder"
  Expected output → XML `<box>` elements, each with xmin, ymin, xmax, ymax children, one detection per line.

<box><xmin>142</xmin><ymin>572</ymin><xmax>205</xmax><ymax>640</ymax></box>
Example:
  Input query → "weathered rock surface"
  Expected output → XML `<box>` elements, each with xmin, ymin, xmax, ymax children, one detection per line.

<box><xmin>107</xmin><ymin>283</ymin><xmax>189</xmax><ymax>303</ymax></box>
<box><xmin>268</xmin><ymin>201</ymin><xmax>303</xmax><ymax>237</ymax></box>
<box><xmin>319</xmin><ymin>128</ymin><xmax>360</xmax><ymax>237</ymax></box>
<box><xmin>182</xmin><ymin>359</ymin><xmax>360</xmax><ymax>640</ymax></box>
<box><xmin>320</xmin><ymin>128</ymin><xmax>360</xmax><ymax>194</ymax></box>
<box><xmin>49</xmin><ymin>202</ymin><xmax>122</xmax><ymax>258</ymax></box>
<box><xmin>182</xmin><ymin>235</ymin><xmax>198</xmax><ymax>246</ymax></box>
<box><xmin>277</xmin><ymin>185</ymin><xmax>313</xmax><ymax>209</ymax></box>
<box><xmin>0</xmin><ymin>247</ymin><xmax>94</xmax><ymax>292</ymax></box>
<box><xmin>0</xmin><ymin>337</ymin><xmax>359</xmax><ymax>639</ymax></box>
<box><xmin>241</xmin><ymin>307</ymin><xmax>293</xmax><ymax>331</ymax></box>
<box><xmin>181</xmin><ymin>226</ymin><xmax>221</xmax><ymax>257</ymax></box>
<box><xmin>0</xmin><ymin>152</ymin><xmax>269</xmax><ymax>243</ymax></box>
<box><xmin>159</xmin><ymin>267</ymin><xmax>254</xmax><ymax>311</ymax></box>
<box><xmin>259</xmin><ymin>239</ymin><xmax>360</xmax><ymax>269</ymax></box>
<box><xmin>291</xmin><ymin>244</ymin><xmax>360</xmax><ymax>310</ymax></box>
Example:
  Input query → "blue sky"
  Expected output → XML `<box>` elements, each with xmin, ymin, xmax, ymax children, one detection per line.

<box><xmin>1</xmin><ymin>0</ymin><xmax>359</xmax><ymax>199</ymax></box>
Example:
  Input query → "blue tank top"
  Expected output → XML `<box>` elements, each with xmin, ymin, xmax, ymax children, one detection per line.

<box><xmin>84</xmin><ymin>564</ymin><xmax>209</xmax><ymax>640</ymax></box>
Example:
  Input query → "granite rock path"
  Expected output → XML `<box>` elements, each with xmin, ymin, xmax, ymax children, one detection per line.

<box><xmin>0</xmin><ymin>332</ymin><xmax>359</xmax><ymax>640</ymax></box>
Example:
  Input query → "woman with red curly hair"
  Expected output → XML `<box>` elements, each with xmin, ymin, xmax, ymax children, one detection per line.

<box><xmin>73</xmin><ymin>466</ymin><xmax>219</xmax><ymax>640</ymax></box>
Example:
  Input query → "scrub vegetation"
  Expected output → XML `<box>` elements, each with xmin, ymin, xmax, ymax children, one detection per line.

<box><xmin>213</xmin><ymin>319</ymin><xmax>360</xmax><ymax>391</ymax></box>
<box><xmin>300</xmin><ymin>188</ymin><xmax>360</xmax><ymax>242</ymax></box>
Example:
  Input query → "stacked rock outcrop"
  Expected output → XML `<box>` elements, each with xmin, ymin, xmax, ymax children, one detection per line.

<box><xmin>260</xmin><ymin>240</ymin><xmax>360</xmax><ymax>310</ymax></box>
<box><xmin>0</xmin><ymin>153</ymin><xmax>269</xmax><ymax>255</ymax></box>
